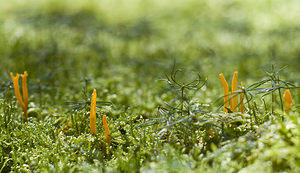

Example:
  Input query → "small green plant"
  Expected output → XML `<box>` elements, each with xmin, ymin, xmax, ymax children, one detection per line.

<box><xmin>161</xmin><ymin>66</ymin><xmax>206</xmax><ymax>115</ymax></box>
<box><xmin>142</xmin><ymin>67</ymin><xmax>211</xmax><ymax>153</ymax></box>
<box><xmin>246</xmin><ymin>65</ymin><xmax>297</xmax><ymax>115</ymax></box>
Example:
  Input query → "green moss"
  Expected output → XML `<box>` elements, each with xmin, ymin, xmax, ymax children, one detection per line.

<box><xmin>0</xmin><ymin>0</ymin><xmax>299</xmax><ymax>172</ymax></box>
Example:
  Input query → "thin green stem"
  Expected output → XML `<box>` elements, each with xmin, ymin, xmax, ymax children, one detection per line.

<box><xmin>181</xmin><ymin>86</ymin><xmax>184</xmax><ymax>116</ymax></box>
<box><xmin>277</xmin><ymin>75</ymin><xmax>284</xmax><ymax>112</ymax></box>
<box><xmin>244</xmin><ymin>91</ymin><xmax>253</xmax><ymax>129</ymax></box>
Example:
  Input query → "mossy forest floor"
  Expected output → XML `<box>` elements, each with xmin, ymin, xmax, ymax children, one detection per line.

<box><xmin>0</xmin><ymin>0</ymin><xmax>300</xmax><ymax>172</ymax></box>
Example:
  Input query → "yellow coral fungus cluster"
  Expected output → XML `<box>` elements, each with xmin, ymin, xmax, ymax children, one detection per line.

<box><xmin>10</xmin><ymin>71</ymin><xmax>29</xmax><ymax>121</ymax></box>
<box><xmin>89</xmin><ymin>89</ymin><xmax>111</xmax><ymax>146</ymax></box>
<box><xmin>219</xmin><ymin>71</ymin><xmax>243</xmax><ymax>113</ymax></box>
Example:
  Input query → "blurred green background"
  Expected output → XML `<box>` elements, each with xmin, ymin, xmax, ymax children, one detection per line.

<box><xmin>0</xmin><ymin>0</ymin><xmax>299</xmax><ymax>107</ymax></box>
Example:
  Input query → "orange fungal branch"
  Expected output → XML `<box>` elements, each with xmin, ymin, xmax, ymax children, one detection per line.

<box><xmin>283</xmin><ymin>89</ymin><xmax>293</xmax><ymax>114</ymax></box>
<box><xmin>219</xmin><ymin>73</ymin><xmax>229</xmax><ymax>113</ymax></box>
<box><xmin>231</xmin><ymin>72</ymin><xmax>238</xmax><ymax>112</ymax></box>
<box><xmin>103</xmin><ymin>115</ymin><xmax>111</xmax><ymax>145</ymax></box>
<box><xmin>90</xmin><ymin>89</ymin><xmax>97</xmax><ymax>134</ymax></box>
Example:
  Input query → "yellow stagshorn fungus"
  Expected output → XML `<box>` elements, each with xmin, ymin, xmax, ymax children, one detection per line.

<box><xmin>240</xmin><ymin>82</ymin><xmax>244</xmax><ymax>113</ymax></box>
<box><xmin>283</xmin><ymin>89</ymin><xmax>293</xmax><ymax>114</ymax></box>
<box><xmin>219</xmin><ymin>73</ymin><xmax>229</xmax><ymax>113</ymax></box>
<box><xmin>10</xmin><ymin>71</ymin><xmax>28</xmax><ymax>121</ymax></box>
<box><xmin>103</xmin><ymin>115</ymin><xmax>111</xmax><ymax>145</ymax></box>
<box><xmin>90</xmin><ymin>89</ymin><xmax>97</xmax><ymax>134</ymax></box>
<box><xmin>219</xmin><ymin>71</ymin><xmax>243</xmax><ymax>113</ymax></box>
<box><xmin>231</xmin><ymin>72</ymin><xmax>238</xmax><ymax>112</ymax></box>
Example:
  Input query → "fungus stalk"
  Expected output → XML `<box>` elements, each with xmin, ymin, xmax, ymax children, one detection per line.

<box><xmin>90</xmin><ymin>89</ymin><xmax>97</xmax><ymax>134</ymax></box>
<box><xmin>283</xmin><ymin>89</ymin><xmax>293</xmax><ymax>114</ymax></box>
<box><xmin>231</xmin><ymin>72</ymin><xmax>238</xmax><ymax>112</ymax></box>
<box><xmin>103</xmin><ymin>115</ymin><xmax>111</xmax><ymax>145</ymax></box>
<box><xmin>219</xmin><ymin>73</ymin><xmax>229</xmax><ymax>113</ymax></box>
